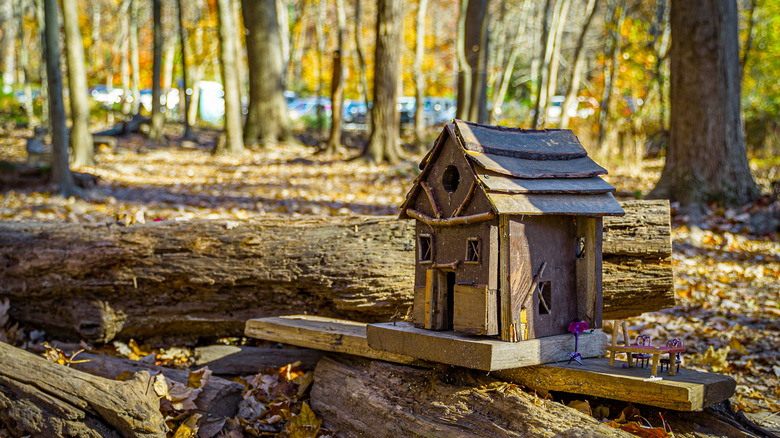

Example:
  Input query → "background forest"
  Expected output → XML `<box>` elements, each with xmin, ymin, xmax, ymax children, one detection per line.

<box><xmin>0</xmin><ymin>0</ymin><xmax>779</xmax><ymax>436</ymax></box>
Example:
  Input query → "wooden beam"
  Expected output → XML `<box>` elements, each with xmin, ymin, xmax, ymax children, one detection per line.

<box><xmin>494</xmin><ymin>358</ymin><xmax>736</xmax><ymax>411</ymax></box>
<box><xmin>366</xmin><ymin>322</ymin><xmax>608</xmax><ymax>371</ymax></box>
<box><xmin>405</xmin><ymin>209</ymin><xmax>495</xmax><ymax>227</ymax></box>
<box><xmin>451</xmin><ymin>180</ymin><xmax>477</xmax><ymax>217</ymax></box>
<box><xmin>420</xmin><ymin>181</ymin><xmax>442</xmax><ymax>218</ymax></box>
<box><xmin>244</xmin><ymin>315</ymin><xmax>425</xmax><ymax>366</ymax></box>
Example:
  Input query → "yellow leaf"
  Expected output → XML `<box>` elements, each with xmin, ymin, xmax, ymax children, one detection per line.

<box><xmin>172</xmin><ymin>413</ymin><xmax>201</xmax><ymax>438</ymax></box>
<box><xmin>700</xmin><ymin>346</ymin><xmax>731</xmax><ymax>373</ymax></box>
<box><xmin>567</xmin><ymin>399</ymin><xmax>592</xmax><ymax>416</ymax></box>
<box><xmin>153</xmin><ymin>374</ymin><xmax>169</xmax><ymax>398</ymax></box>
<box><xmin>727</xmin><ymin>338</ymin><xmax>748</xmax><ymax>355</ymax></box>
<box><xmin>188</xmin><ymin>367</ymin><xmax>212</xmax><ymax>389</ymax></box>
<box><xmin>286</xmin><ymin>402</ymin><xmax>322</xmax><ymax>438</ymax></box>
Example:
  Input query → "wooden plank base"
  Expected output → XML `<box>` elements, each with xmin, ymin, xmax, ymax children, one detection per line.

<box><xmin>244</xmin><ymin>315</ymin><xmax>424</xmax><ymax>365</ymax></box>
<box><xmin>495</xmin><ymin>357</ymin><xmax>736</xmax><ymax>411</ymax></box>
<box><xmin>366</xmin><ymin>322</ymin><xmax>608</xmax><ymax>371</ymax></box>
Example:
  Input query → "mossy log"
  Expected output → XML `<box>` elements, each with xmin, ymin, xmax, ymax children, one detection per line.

<box><xmin>0</xmin><ymin>201</ymin><xmax>673</xmax><ymax>344</ymax></box>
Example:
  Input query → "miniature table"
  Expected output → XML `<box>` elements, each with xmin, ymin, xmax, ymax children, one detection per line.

<box><xmin>605</xmin><ymin>344</ymin><xmax>685</xmax><ymax>376</ymax></box>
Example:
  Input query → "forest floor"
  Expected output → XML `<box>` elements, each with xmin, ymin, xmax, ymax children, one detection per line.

<box><xmin>1</xmin><ymin>124</ymin><xmax>779</xmax><ymax>436</ymax></box>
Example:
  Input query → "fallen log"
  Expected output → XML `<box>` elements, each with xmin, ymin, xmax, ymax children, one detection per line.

<box><xmin>0</xmin><ymin>200</ymin><xmax>673</xmax><ymax>344</ymax></box>
<box><xmin>0</xmin><ymin>341</ymin><xmax>167</xmax><ymax>437</ymax></box>
<box><xmin>310</xmin><ymin>355</ymin><xmax>763</xmax><ymax>438</ymax></box>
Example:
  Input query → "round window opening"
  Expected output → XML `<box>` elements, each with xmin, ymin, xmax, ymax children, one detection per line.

<box><xmin>442</xmin><ymin>165</ymin><xmax>460</xmax><ymax>193</ymax></box>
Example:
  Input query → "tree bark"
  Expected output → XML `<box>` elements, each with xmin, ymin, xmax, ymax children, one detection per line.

<box><xmin>491</xmin><ymin>0</ymin><xmax>531</xmax><ymax>124</ymax></box>
<box><xmin>18</xmin><ymin>1</ymin><xmax>36</xmax><ymax>129</ymax></box>
<box><xmin>0</xmin><ymin>342</ymin><xmax>167</xmax><ymax>437</ymax></box>
<box><xmin>62</xmin><ymin>0</ymin><xmax>94</xmax><ymax>166</ymax></box>
<box><xmin>213</xmin><ymin>0</ymin><xmax>244</xmax><ymax>154</ymax></box>
<box><xmin>148</xmin><ymin>0</ymin><xmax>165</xmax><ymax>142</ymax></box>
<box><xmin>130</xmin><ymin>0</ymin><xmax>141</xmax><ymax>115</ymax></box>
<box><xmin>311</xmin><ymin>356</ymin><xmax>634</xmax><ymax>437</ymax></box>
<box><xmin>0</xmin><ymin>201</ymin><xmax>673</xmax><ymax>344</ymax></box>
<box><xmin>0</xmin><ymin>0</ymin><xmax>17</xmax><ymax>89</ymax></box>
<box><xmin>648</xmin><ymin>0</ymin><xmax>759</xmax><ymax>208</ymax></box>
<box><xmin>42</xmin><ymin>0</ymin><xmax>77</xmax><ymax>197</ymax></box>
<box><xmin>456</xmin><ymin>0</ymin><xmax>491</xmax><ymax>124</ymax></box>
<box><xmin>241</xmin><ymin>0</ymin><xmax>290</xmax><ymax>146</ymax></box>
<box><xmin>353</xmin><ymin>0</ymin><xmax>370</xmax><ymax>130</ymax></box>
<box><xmin>531</xmin><ymin>0</ymin><xmax>553</xmax><ymax>128</ymax></box>
<box><xmin>559</xmin><ymin>0</ymin><xmax>599</xmax><ymax>129</ymax></box>
<box><xmin>365</xmin><ymin>0</ymin><xmax>403</xmax><ymax>163</ymax></box>
<box><xmin>325</xmin><ymin>0</ymin><xmax>347</xmax><ymax>154</ymax></box>
<box><xmin>545</xmin><ymin>0</ymin><xmax>572</xmax><ymax>111</ymax></box>
<box><xmin>35</xmin><ymin>0</ymin><xmax>49</xmax><ymax>127</ymax></box>
<box><xmin>176</xmin><ymin>0</ymin><xmax>193</xmax><ymax>140</ymax></box>
<box><xmin>311</xmin><ymin>355</ymin><xmax>763</xmax><ymax>438</ymax></box>
<box><xmin>413</xmin><ymin>0</ymin><xmax>429</xmax><ymax>149</ymax></box>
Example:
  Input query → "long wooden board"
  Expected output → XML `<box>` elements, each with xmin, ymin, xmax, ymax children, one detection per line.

<box><xmin>495</xmin><ymin>357</ymin><xmax>736</xmax><ymax>411</ymax></box>
<box><xmin>366</xmin><ymin>322</ymin><xmax>608</xmax><ymax>371</ymax></box>
<box><xmin>244</xmin><ymin>315</ymin><xmax>424</xmax><ymax>365</ymax></box>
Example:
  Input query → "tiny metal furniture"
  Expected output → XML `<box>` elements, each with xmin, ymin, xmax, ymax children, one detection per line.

<box><xmin>660</xmin><ymin>338</ymin><xmax>684</xmax><ymax>372</ymax></box>
<box><xmin>632</xmin><ymin>334</ymin><xmax>653</xmax><ymax>368</ymax></box>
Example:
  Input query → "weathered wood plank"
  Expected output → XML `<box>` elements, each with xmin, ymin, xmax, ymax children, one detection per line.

<box><xmin>244</xmin><ymin>315</ymin><xmax>424</xmax><ymax>365</ymax></box>
<box><xmin>190</xmin><ymin>345</ymin><xmax>325</xmax><ymax>374</ymax></box>
<box><xmin>366</xmin><ymin>322</ymin><xmax>608</xmax><ymax>371</ymax></box>
<box><xmin>494</xmin><ymin>357</ymin><xmax>736</xmax><ymax>411</ymax></box>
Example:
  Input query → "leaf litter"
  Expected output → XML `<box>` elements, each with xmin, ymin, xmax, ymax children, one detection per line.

<box><xmin>1</xmin><ymin>127</ymin><xmax>779</xmax><ymax>435</ymax></box>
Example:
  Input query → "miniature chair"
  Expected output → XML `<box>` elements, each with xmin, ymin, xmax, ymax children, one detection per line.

<box><xmin>660</xmin><ymin>338</ymin><xmax>683</xmax><ymax>372</ymax></box>
<box><xmin>631</xmin><ymin>334</ymin><xmax>653</xmax><ymax>368</ymax></box>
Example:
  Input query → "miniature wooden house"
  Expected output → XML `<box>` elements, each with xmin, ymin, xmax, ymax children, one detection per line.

<box><xmin>399</xmin><ymin>120</ymin><xmax>624</xmax><ymax>342</ymax></box>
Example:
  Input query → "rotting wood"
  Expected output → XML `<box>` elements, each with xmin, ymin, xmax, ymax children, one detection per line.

<box><xmin>0</xmin><ymin>201</ymin><xmax>673</xmax><ymax>344</ymax></box>
<box><xmin>190</xmin><ymin>345</ymin><xmax>325</xmax><ymax>374</ymax></box>
<box><xmin>0</xmin><ymin>341</ymin><xmax>167</xmax><ymax>438</ymax></box>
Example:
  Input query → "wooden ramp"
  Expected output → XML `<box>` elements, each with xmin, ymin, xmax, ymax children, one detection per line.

<box><xmin>245</xmin><ymin>316</ymin><xmax>735</xmax><ymax>411</ymax></box>
<box><xmin>366</xmin><ymin>322</ymin><xmax>608</xmax><ymax>371</ymax></box>
<box><xmin>495</xmin><ymin>357</ymin><xmax>736</xmax><ymax>411</ymax></box>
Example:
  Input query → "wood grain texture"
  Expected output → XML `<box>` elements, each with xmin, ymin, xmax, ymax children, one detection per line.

<box><xmin>310</xmin><ymin>355</ymin><xmax>635</xmax><ymax>438</ymax></box>
<box><xmin>0</xmin><ymin>341</ymin><xmax>167</xmax><ymax>437</ymax></box>
<box><xmin>494</xmin><ymin>357</ymin><xmax>736</xmax><ymax>411</ymax></box>
<box><xmin>366</xmin><ymin>322</ymin><xmax>608</xmax><ymax>370</ymax></box>
<box><xmin>244</xmin><ymin>315</ymin><xmax>424</xmax><ymax>365</ymax></box>
<box><xmin>0</xmin><ymin>201</ymin><xmax>673</xmax><ymax>343</ymax></box>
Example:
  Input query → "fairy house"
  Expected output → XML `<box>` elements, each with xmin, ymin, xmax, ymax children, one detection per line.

<box><xmin>399</xmin><ymin>120</ymin><xmax>624</xmax><ymax>342</ymax></box>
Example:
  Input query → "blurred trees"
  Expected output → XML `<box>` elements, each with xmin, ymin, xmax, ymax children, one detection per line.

<box><xmin>215</xmin><ymin>0</ymin><xmax>245</xmax><ymax>154</ymax></box>
<box><xmin>62</xmin><ymin>0</ymin><xmax>94</xmax><ymax>166</ymax></box>
<box><xmin>649</xmin><ymin>0</ymin><xmax>759</xmax><ymax>208</ymax></box>
<box><xmin>148</xmin><ymin>0</ymin><xmax>164</xmax><ymax>141</ymax></box>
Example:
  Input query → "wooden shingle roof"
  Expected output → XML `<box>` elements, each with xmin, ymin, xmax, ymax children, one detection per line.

<box><xmin>401</xmin><ymin>120</ymin><xmax>624</xmax><ymax>217</ymax></box>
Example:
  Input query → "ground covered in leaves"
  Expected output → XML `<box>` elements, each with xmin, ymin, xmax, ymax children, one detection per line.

<box><xmin>1</xmin><ymin>125</ymin><xmax>779</xmax><ymax>436</ymax></box>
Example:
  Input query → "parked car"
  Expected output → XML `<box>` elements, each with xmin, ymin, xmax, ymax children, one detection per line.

<box><xmin>288</xmin><ymin>97</ymin><xmax>332</xmax><ymax>121</ymax></box>
<box><xmin>343</xmin><ymin>99</ymin><xmax>368</xmax><ymax>125</ymax></box>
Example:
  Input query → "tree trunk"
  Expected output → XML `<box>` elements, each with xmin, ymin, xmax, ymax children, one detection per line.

<box><xmin>456</xmin><ymin>0</ymin><xmax>485</xmax><ymax>122</ymax></box>
<box><xmin>35</xmin><ymin>0</ymin><xmax>49</xmax><ymax>127</ymax></box>
<box><xmin>120</xmin><ymin>1</ymin><xmax>131</xmax><ymax>116</ymax></box>
<box><xmin>0</xmin><ymin>201</ymin><xmax>673</xmax><ymax>344</ymax></box>
<box><xmin>531</xmin><ymin>0</ymin><xmax>553</xmax><ymax>128</ymax></box>
<box><xmin>325</xmin><ymin>0</ymin><xmax>347</xmax><ymax>154</ymax></box>
<box><xmin>18</xmin><ymin>0</ymin><xmax>36</xmax><ymax>128</ymax></box>
<box><xmin>353</xmin><ymin>0</ymin><xmax>370</xmax><ymax>130</ymax></box>
<box><xmin>42</xmin><ymin>0</ymin><xmax>76</xmax><ymax>196</ymax></box>
<box><xmin>276</xmin><ymin>0</ymin><xmax>290</xmax><ymax>82</ymax></box>
<box><xmin>130</xmin><ymin>0</ymin><xmax>141</xmax><ymax>115</ymax></box>
<box><xmin>413</xmin><ymin>0</ymin><xmax>429</xmax><ymax>149</ymax></box>
<box><xmin>545</xmin><ymin>0</ymin><xmax>571</xmax><ymax>109</ymax></box>
<box><xmin>213</xmin><ymin>0</ymin><xmax>244</xmax><ymax>154</ymax></box>
<box><xmin>491</xmin><ymin>0</ymin><xmax>531</xmax><ymax>123</ymax></box>
<box><xmin>365</xmin><ymin>0</ymin><xmax>403</xmax><ymax>163</ymax></box>
<box><xmin>176</xmin><ymin>0</ymin><xmax>193</xmax><ymax>139</ymax></box>
<box><xmin>0</xmin><ymin>342</ymin><xmax>167</xmax><ymax>437</ymax></box>
<box><xmin>595</xmin><ymin>0</ymin><xmax>626</xmax><ymax>151</ymax></box>
<box><xmin>648</xmin><ymin>0</ymin><xmax>759</xmax><ymax>208</ymax></box>
<box><xmin>0</xmin><ymin>0</ymin><xmax>17</xmax><ymax>89</ymax></box>
<box><xmin>148</xmin><ymin>0</ymin><xmax>165</xmax><ymax>142</ymax></box>
<box><xmin>62</xmin><ymin>0</ymin><xmax>94</xmax><ymax>167</ymax></box>
<box><xmin>740</xmin><ymin>0</ymin><xmax>757</xmax><ymax>80</ymax></box>
<box><xmin>559</xmin><ymin>0</ymin><xmax>599</xmax><ymax>129</ymax></box>
<box><xmin>241</xmin><ymin>0</ymin><xmax>289</xmax><ymax>146</ymax></box>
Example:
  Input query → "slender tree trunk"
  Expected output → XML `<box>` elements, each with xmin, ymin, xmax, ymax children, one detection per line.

<box><xmin>455</xmin><ymin>0</ymin><xmax>472</xmax><ymax>120</ymax></box>
<box><xmin>35</xmin><ymin>0</ymin><xmax>49</xmax><ymax>127</ymax></box>
<box><xmin>649</xmin><ymin>0</ymin><xmax>759</xmax><ymax>208</ymax></box>
<box><xmin>148</xmin><ymin>0</ymin><xmax>165</xmax><ymax>141</ymax></box>
<box><xmin>740</xmin><ymin>0</ymin><xmax>757</xmax><ymax>80</ymax></box>
<box><xmin>1</xmin><ymin>0</ymin><xmax>17</xmax><ymax>89</ymax></box>
<box><xmin>365</xmin><ymin>0</ymin><xmax>403</xmax><ymax>163</ymax></box>
<box><xmin>231</xmin><ymin>0</ymin><xmax>246</xmax><ymax>100</ymax></box>
<box><xmin>162</xmin><ymin>32</ymin><xmax>175</xmax><ymax>92</ymax></box>
<box><xmin>241</xmin><ymin>0</ymin><xmax>289</xmax><ymax>146</ymax></box>
<box><xmin>560</xmin><ymin>0</ymin><xmax>599</xmax><ymax>129</ymax></box>
<box><xmin>43</xmin><ymin>0</ymin><xmax>76</xmax><ymax>196</ymax></box>
<box><xmin>214</xmin><ymin>0</ymin><xmax>244</xmax><ymax>154</ymax></box>
<box><xmin>276</xmin><ymin>0</ymin><xmax>290</xmax><ymax>83</ymax></box>
<box><xmin>130</xmin><ymin>0</ymin><xmax>141</xmax><ymax>115</ymax></box>
<box><xmin>532</xmin><ymin>0</ymin><xmax>553</xmax><ymax>128</ymax></box>
<box><xmin>120</xmin><ymin>0</ymin><xmax>131</xmax><ymax>116</ymax></box>
<box><xmin>287</xmin><ymin>0</ymin><xmax>305</xmax><ymax>87</ymax></box>
<box><xmin>326</xmin><ymin>0</ymin><xmax>347</xmax><ymax>154</ymax></box>
<box><xmin>596</xmin><ymin>0</ymin><xmax>626</xmax><ymax>150</ymax></box>
<box><xmin>413</xmin><ymin>0</ymin><xmax>428</xmax><ymax>149</ymax></box>
<box><xmin>62</xmin><ymin>0</ymin><xmax>94</xmax><ymax>167</ymax></box>
<box><xmin>176</xmin><ymin>0</ymin><xmax>193</xmax><ymax>139</ymax></box>
<box><xmin>491</xmin><ymin>0</ymin><xmax>531</xmax><ymax>123</ymax></box>
<box><xmin>315</xmin><ymin>0</ymin><xmax>326</xmax><ymax>135</ymax></box>
<box><xmin>353</xmin><ymin>0</ymin><xmax>370</xmax><ymax>130</ymax></box>
<box><xmin>545</xmin><ymin>0</ymin><xmax>571</xmax><ymax>106</ymax></box>
<box><xmin>90</xmin><ymin>3</ymin><xmax>102</xmax><ymax>75</ymax></box>
<box><xmin>18</xmin><ymin>1</ymin><xmax>36</xmax><ymax>128</ymax></box>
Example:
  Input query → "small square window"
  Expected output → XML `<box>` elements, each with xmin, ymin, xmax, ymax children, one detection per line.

<box><xmin>466</xmin><ymin>237</ymin><xmax>480</xmax><ymax>263</ymax></box>
<box><xmin>419</xmin><ymin>234</ymin><xmax>432</xmax><ymax>263</ymax></box>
